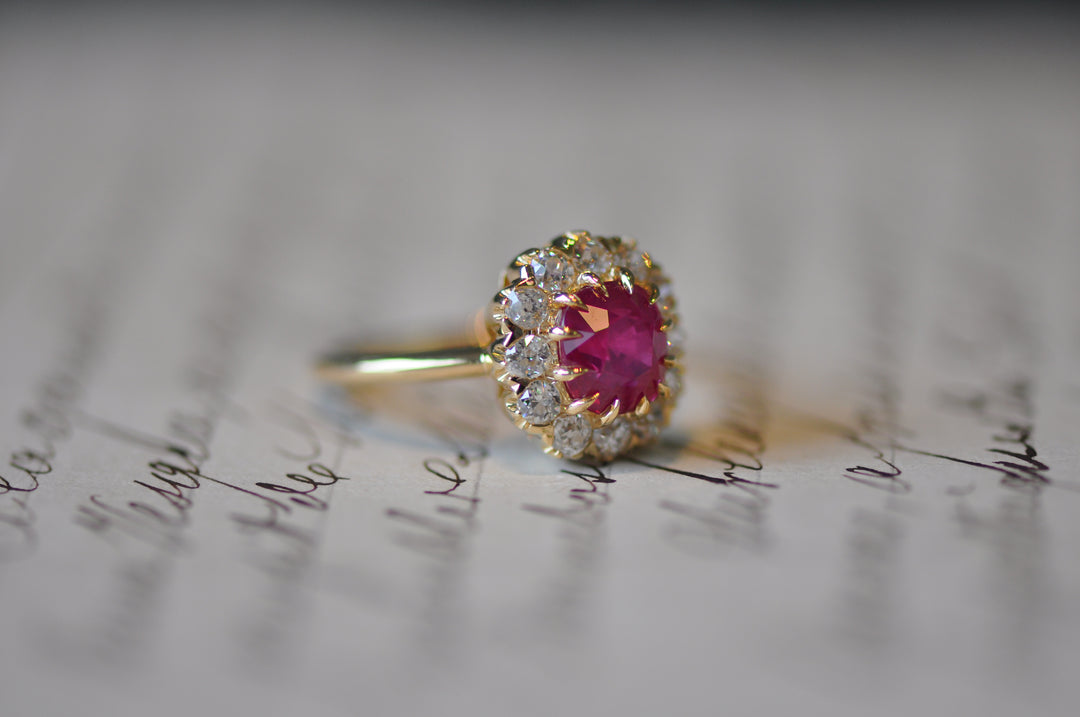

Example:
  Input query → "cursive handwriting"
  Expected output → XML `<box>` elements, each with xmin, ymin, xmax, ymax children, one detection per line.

<box><xmin>1</xmin><ymin>287</ymin><xmax>106</xmax><ymax>561</ymax></box>
<box><xmin>898</xmin><ymin>378</ymin><xmax>1050</xmax><ymax>493</ymax></box>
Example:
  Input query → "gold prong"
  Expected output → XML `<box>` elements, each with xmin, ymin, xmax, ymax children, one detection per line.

<box><xmin>600</xmin><ymin>399</ymin><xmax>620</xmax><ymax>425</ymax></box>
<box><xmin>566</xmin><ymin>393</ymin><xmax>600</xmax><ymax>415</ymax></box>
<box><xmin>578</xmin><ymin>272</ymin><xmax>602</xmax><ymax>290</ymax></box>
<box><xmin>551</xmin><ymin>292</ymin><xmax>585</xmax><ymax>308</ymax></box>
<box><xmin>513</xmin><ymin>249</ymin><xmax>541</xmax><ymax>267</ymax></box>
<box><xmin>496</xmin><ymin>325</ymin><xmax>519</xmax><ymax>346</ymax></box>
<box><xmin>438</xmin><ymin>233</ymin><xmax>679</xmax><ymax>462</ymax></box>
<box><xmin>502</xmin><ymin>267</ymin><xmax>524</xmax><ymax>286</ymax></box>
<box><xmin>547</xmin><ymin>326</ymin><xmax>581</xmax><ymax>342</ymax></box>
<box><xmin>550</xmin><ymin>235</ymin><xmax>572</xmax><ymax>252</ymax></box>
<box><xmin>552</xmin><ymin>366</ymin><xmax>590</xmax><ymax>382</ymax></box>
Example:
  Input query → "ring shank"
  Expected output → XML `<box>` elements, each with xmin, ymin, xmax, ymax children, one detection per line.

<box><xmin>316</xmin><ymin>345</ymin><xmax>489</xmax><ymax>386</ymax></box>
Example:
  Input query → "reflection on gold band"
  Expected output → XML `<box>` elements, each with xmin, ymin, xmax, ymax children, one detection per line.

<box><xmin>316</xmin><ymin>345</ymin><xmax>489</xmax><ymax>386</ymax></box>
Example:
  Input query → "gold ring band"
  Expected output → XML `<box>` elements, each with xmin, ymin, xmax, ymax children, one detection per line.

<box><xmin>316</xmin><ymin>344</ymin><xmax>488</xmax><ymax>385</ymax></box>
<box><xmin>315</xmin><ymin>230</ymin><xmax>683</xmax><ymax>462</ymax></box>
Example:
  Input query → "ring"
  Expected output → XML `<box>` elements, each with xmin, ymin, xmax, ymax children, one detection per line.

<box><xmin>317</xmin><ymin>230</ymin><xmax>683</xmax><ymax>461</ymax></box>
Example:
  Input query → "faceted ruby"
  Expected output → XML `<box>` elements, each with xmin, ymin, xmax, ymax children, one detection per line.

<box><xmin>557</xmin><ymin>281</ymin><xmax>667</xmax><ymax>414</ymax></box>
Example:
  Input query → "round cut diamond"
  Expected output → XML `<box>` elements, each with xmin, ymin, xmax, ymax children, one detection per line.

<box><xmin>505</xmin><ymin>286</ymin><xmax>547</xmax><ymax>330</ymax></box>
<box><xmin>663</xmin><ymin>368</ymin><xmax>682</xmax><ymax>397</ymax></box>
<box><xmin>593</xmin><ymin>419</ymin><xmax>631</xmax><ymax>459</ymax></box>
<box><xmin>618</xmin><ymin>239</ymin><xmax>649</xmax><ymax>277</ymax></box>
<box><xmin>527</xmin><ymin>249</ymin><xmax>575</xmax><ymax>292</ymax></box>
<box><xmin>557</xmin><ymin>281</ymin><xmax>667</xmax><ymax>414</ymax></box>
<box><xmin>576</xmin><ymin>237</ymin><xmax>613</xmax><ymax>277</ymax></box>
<box><xmin>505</xmin><ymin>335</ymin><xmax>553</xmax><ymax>379</ymax></box>
<box><xmin>632</xmin><ymin>413</ymin><xmax>661</xmax><ymax>443</ymax></box>
<box><xmin>552</xmin><ymin>415</ymin><xmax>592</xmax><ymax>458</ymax></box>
<box><xmin>516</xmin><ymin>380</ymin><xmax>561</xmax><ymax>425</ymax></box>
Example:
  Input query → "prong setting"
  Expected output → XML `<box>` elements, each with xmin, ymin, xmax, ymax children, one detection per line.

<box><xmin>566</xmin><ymin>393</ymin><xmax>600</xmax><ymax>415</ymax></box>
<box><xmin>600</xmin><ymin>400</ymin><xmax>621</xmax><ymax>426</ymax></box>
<box><xmin>485</xmin><ymin>230</ymin><xmax>681</xmax><ymax>462</ymax></box>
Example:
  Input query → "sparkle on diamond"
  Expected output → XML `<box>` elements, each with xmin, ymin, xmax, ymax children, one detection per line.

<box><xmin>516</xmin><ymin>379</ymin><xmax>561</xmax><ymax>425</ymax></box>
<box><xmin>505</xmin><ymin>335</ymin><xmax>553</xmax><ymax>379</ymax></box>
<box><xmin>505</xmin><ymin>286</ymin><xmax>547</xmax><ymax>330</ymax></box>
<box><xmin>527</xmin><ymin>249</ymin><xmax>575</xmax><ymax>293</ymax></box>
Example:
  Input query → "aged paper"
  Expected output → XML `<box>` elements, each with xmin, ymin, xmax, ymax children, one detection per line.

<box><xmin>1</xmin><ymin>8</ymin><xmax>1078</xmax><ymax>717</ymax></box>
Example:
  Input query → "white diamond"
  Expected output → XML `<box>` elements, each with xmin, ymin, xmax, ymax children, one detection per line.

<box><xmin>505</xmin><ymin>335</ymin><xmax>553</xmax><ymax>379</ymax></box>
<box><xmin>517</xmin><ymin>380</ymin><xmax>561</xmax><ymax>425</ymax></box>
<box><xmin>553</xmin><ymin>415</ymin><xmax>592</xmax><ymax>458</ymax></box>
<box><xmin>505</xmin><ymin>286</ymin><xmax>547</xmax><ymax>329</ymax></box>
<box><xmin>618</xmin><ymin>238</ymin><xmax>649</xmax><ymax>277</ymax></box>
<box><xmin>593</xmin><ymin>419</ymin><xmax>631</xmax><ymax>459</ymax></box>
<box><xmin>576</xmin><ymin>237</ymin><xmax>612</xmax><ymax>277</ymax></box>
<box><xmin>663</xmin><ymin>368</ymin><xmax>682</xmax><ymax>397</ymax></box>
<box><xmin>527</xmin><ymin>249</ymin><xmax>575</xmax><ymax>293</ymax></box>
<box><xmin>632</xmin><ymin>416</ymin><xmax>660</xmax><ymax>443</ymax></box>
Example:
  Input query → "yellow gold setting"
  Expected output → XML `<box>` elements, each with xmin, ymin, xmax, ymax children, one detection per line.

<box><xmin>483</xmin><ymin>230</ymin><xmax>683</xmax><ymax>462</ymax></box>
<box><xmin>316</xmin><ymin>230</ymin><xmax>683</xmax><ymax>464</ymax></box>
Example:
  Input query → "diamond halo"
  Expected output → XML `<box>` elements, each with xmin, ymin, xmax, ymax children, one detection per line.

<box><xmin>485</xmin><ymin>231</ymin><xmax>682</xmax><ymax>462</ymax></box>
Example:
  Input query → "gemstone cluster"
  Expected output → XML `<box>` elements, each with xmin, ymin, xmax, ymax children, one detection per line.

<box><xmin>485</xmin><ymin>231</ymin><xmax>681</xmax><ymax>461</ymax></box>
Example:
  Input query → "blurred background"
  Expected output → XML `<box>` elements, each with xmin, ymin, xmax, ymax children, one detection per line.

<box><xmin>1</xmin><ymin>2</ymin><xmax>1078</xmax><ymax>716</ymax></box>
<box><xmin>2</xmin><ymin>1</ymin><xmax>1076</xmax><ymax>336</ymax></box>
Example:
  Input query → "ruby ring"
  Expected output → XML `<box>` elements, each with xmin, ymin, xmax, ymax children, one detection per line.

<box><xmin>317</xmin><ymin>231</ymin><xmax>683</xmax><ymax>462</ymax></box>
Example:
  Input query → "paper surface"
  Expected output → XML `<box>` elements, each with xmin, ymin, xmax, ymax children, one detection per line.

<box><xmin>1</xmin><ymin>7</ymin><xmax>1078</xmax><ymax>716</ymax></box>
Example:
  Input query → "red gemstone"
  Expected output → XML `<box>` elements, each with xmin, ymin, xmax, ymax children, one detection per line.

<box><xmin>558</xmin><ymin>281</ymin><xmax>667</xmax><ymax>414</ymax></box>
